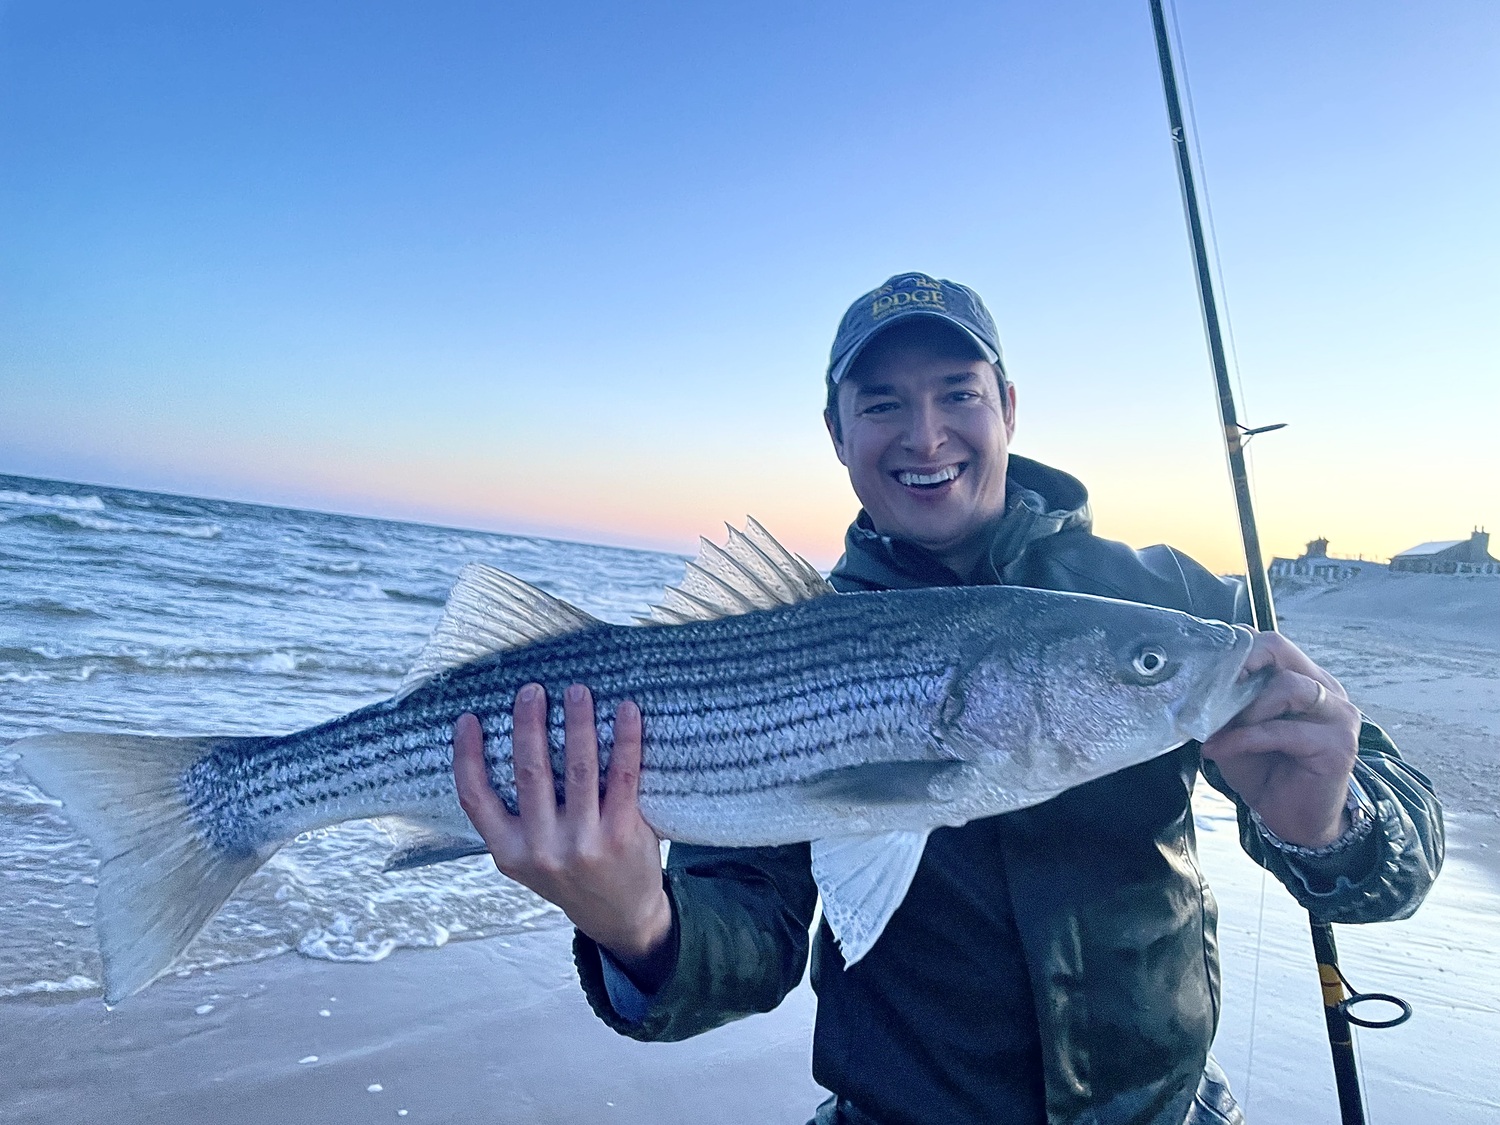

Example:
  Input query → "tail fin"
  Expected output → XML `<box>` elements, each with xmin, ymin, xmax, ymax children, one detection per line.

<box><xmin>13</xmin><ymin>732</ymin><xmax>274</xmax><ymax>1003</ymax></box>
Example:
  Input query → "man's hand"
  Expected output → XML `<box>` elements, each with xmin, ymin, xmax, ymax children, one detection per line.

<box><xmin>452</xmin><ymin>683</ymin><xmax>675</xmax><ymax>988</ymax></box>
<box><xmin>1201</xmin><ymin>632</ymin><xmax>1361</xmax><ymax>849</ymax></box>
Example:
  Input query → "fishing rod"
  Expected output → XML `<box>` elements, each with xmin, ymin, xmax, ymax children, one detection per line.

<box><xmin>1145</xmin><ymin>3</ymin><xmax>1395</xmax><ymax>1122</ymax></box>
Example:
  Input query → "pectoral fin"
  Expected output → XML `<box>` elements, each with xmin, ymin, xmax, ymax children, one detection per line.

<box><xmin>811</xmin><ymin>829</ymin><xmax>931</xmax><ymax>966</ymax></box>
<box><xmin>802</xmin><ymin>760</ymin><xmax>965</xmax><ymax>804</ymax></box>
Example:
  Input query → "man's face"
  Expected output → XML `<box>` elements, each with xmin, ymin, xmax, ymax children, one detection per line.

<box><xmin>827</xmin><ymin>335</ymin><xmax>1016</xmax><ymax>575</ymax></box>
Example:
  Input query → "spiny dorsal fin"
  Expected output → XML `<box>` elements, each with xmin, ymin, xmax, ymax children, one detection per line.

<box><xmin>396</xmin><ymin>562</ymin><xmax>602</xmax><ymax>699</ymax></box>
<box><xmin>638</xmin><ymin>517</ymin><xmax>834</xmax><ymax>625</ymax></box>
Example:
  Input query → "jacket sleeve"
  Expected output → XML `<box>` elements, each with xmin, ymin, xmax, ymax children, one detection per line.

<box><xmin>1203</xmin><ymin>718</ymin><xmax>1444</xmax><ymax>923</ymax></box>
<box><xmin>573</xmin><ymin>841</ymin><xmax>818</xmax><ymax>1042</ymax></box>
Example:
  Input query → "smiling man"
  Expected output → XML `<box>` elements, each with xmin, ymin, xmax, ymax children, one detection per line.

<box><xmin>826</xmin><ymin>312</ymin><xmax>1013</xmax><ymax>577</ymax></box>
<box><xmin>452</xmin><ymin>272</ymin><xmax>1443</xmax><ymax>1125</ymax></box>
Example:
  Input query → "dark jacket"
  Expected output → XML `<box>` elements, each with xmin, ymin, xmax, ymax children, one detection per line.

<box><xmin>574</xmin><ymin>456</ymin><xmax>1444</xmax><ymax>1125</ymax></box>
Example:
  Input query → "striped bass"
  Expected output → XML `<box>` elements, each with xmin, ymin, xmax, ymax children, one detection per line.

<box><xmin>11</xmin><ymin>519</ymin><xmax>1264</xmax><ymax>1002</ymax></box>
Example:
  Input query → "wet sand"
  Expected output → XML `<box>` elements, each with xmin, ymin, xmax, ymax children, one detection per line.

<box><xmin>1204</xmin><ymin>575</ymin><xmax>1500</xmax><ymax>1121</ymax></box>
<box><xmin>2</xmin><ymin>573</ymin><xmax>1496</xmax><ymax>1124</ymax></box>
<box><xmin>0</xmin><ymin>929</ymin><xmax>825</xmax><ymax>1124</ymax></box>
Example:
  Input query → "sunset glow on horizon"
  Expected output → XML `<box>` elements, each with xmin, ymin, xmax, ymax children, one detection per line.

<box><xmin>3</xmin><ymin>2</ymin><xmax>1495</xmax><ymax>577</ymax></box>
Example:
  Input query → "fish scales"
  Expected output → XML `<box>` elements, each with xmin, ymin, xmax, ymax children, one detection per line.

<box><xmin>182</xmin><ymin>593</ymin><xmax>972</xmax><ymax>849</ymax></box>
<box><xmin>196</xmin><ymin>645</ymin><xmax>942</xmax><ymax>844</ymax></box>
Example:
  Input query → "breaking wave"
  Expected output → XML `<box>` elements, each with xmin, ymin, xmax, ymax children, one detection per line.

<box><xmin>7</xmin><ymin>649</ymin><xmax>399</xmax><ymax>680</ymax></box>
<box><xmin>6</xmin><ymin>510</ymin><xmax>222</xmax><ymax>540</ymax></box>
<box><xmin>380</xmin><ymin>587</ymin><xmax>447</xmax><ymax>607</ymax></box>
<box><xmin>0</xmin><ymin>490</ymin><xmax>106</xmax><ymax>511</ymax></box>
<box><xmin>2</xmin><ymin>600</ymin><xmax>104</xmax><ymax>621</ymax></box>
<box><xmin>11</xmin><ymin>511</ymin><xmax>131</xmax><ymax>534</ymax></box>
<box><xmin>155</xmin><ymin>522</ymin><xmax>223</xmax><ymax>540</ymax></box>
<box><xmin>0</xmin><ymin>975</ymin><xmax>100</xmax><ymax>1001</ymax></box>
<box><xmin>0</xmin><ymin>665</ymin><xmax>99</xmax><ymax>685</ymax></box>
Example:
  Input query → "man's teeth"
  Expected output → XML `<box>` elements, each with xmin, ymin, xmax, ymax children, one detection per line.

<box><xmin>897</xmin><ymin>466</ymin><xmax>960</xmax><ymax>486</ymax></box>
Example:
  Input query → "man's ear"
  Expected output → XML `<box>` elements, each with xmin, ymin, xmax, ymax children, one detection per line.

<box><xmin>1004</xmin><ymin>382</ymin><xmax>1017</xmax><ymax>441</ymax></box>
<box><xmin>824</xmin><ymin>408</ymin><xmax>849</xmax><ymax>466</ymax></box>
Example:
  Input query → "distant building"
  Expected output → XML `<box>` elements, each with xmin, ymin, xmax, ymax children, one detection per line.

<box><xmin>1389</xmin><ymin>529</ymin><xmax>1499</xmax><ymax>575</ymax></box>
<box><xmin>1268</xmin><ymin>538</ymin><xmax>1386</xmax><ymax>583</ymax></box>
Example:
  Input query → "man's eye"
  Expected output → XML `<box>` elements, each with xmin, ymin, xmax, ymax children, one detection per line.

<box><xmin>948</xmin><ymin>391</ymin><xmax>980</xmax><ymax>403</ymax></box>
<box><xmin>861</xmin><ymin>402</ymin><xmax>899</xmax><ymax>416</ymax></box>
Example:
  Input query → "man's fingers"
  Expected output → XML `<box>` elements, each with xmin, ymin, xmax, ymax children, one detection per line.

<box><xmin>511</xmin><ymin>682</ymin><xmax>559</xmax><ymax>841</ymax></box>
<box><xmin>1307</xmin><ymin>680</ymin><xmax>1328</xmax><ymax>713</ymax></box>
<box><xmin>1205</xmin><ymin>716</ymin><xmax>1351</xmax><ymax>765</ymax></box>
<box><xmin>602</xmin><ymin>699</ymin><xmax>645</xmax><ymax>828</ymax></box>
<box><xmin>563</xmin><ymin>683</ymin><xmax>601</xmax><ymax>830</ymax></box>
<box><xmin>1239</xmin><ymin>632</ymin><xmax>1346</xmax><ymax>698</ymax></box>
<box><xmin>452</xmin><ymin>712</ymin><xmax>522</xmax><ymax>859</ymax></box>
<box><xmin>1231</xmin><ymin>667</ymin><xmax>1351</xmax><ymax>729</ymax></box>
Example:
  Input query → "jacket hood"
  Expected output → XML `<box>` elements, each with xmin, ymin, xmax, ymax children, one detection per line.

<box><xmin>829</xmin><ymin>455</ymin><xmax>1092</xmax><ymax>592</ymax></box>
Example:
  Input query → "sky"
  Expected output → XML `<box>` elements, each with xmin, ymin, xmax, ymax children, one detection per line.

<box><xmin>1</xmin><ymin>0</ymin><xmax>1496</xmax><ymax>572</ymax></box>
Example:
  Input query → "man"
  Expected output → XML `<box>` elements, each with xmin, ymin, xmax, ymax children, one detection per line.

<box><xmin>452</xmin><ymin>273</ymin><xmax>1443</xmax><ymax>1124</ymax></box>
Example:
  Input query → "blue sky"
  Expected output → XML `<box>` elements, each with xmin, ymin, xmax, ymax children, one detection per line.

<box><xmin>2</xmin><ymin>0</ymin><xmax>1496</xmax><ymax>570</ymax></box>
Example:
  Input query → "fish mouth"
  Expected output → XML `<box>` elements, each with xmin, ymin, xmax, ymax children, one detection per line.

<box><xmin>892</xmin><ymin>463</ymin><xmax>964</xmax><ymax>491</ymax></box>
<box><xmin>1175</xmin><ymin>625</ymin><xmax>1270</xmax><ymax>743</ymax></box>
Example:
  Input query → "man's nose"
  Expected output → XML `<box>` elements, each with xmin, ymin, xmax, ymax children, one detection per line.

<box><xmin>901</xmin><ymin>402</ymin><xmax>945</xmax><ymax>454</ymax></box>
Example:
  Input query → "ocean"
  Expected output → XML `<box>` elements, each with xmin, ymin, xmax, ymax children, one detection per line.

<box><xmin>0</xmin><ymin>473</ymin><xmax>687</xmax><ymax>1002</ymax></box>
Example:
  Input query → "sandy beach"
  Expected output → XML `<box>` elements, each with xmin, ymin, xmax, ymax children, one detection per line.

<box><xmin>1199</xmin><ymin>574</ymin><xmax>1500</xmax><ymax>1121</ymax></box>
<box><xmin>2</xmin><ymin>572</ymin><xmax>1496</xmax><ymax>1124</ymax></box>
<box><xmin>0</xmin><ymin>928</ymin><xmax>826</xmax><ymax>1125</ymax></box>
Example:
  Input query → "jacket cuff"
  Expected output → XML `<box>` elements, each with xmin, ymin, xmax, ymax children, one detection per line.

<box><xmin>596</xmin><ymin>946</ymin><xmax>655</xmax><ymax>1024</ymax></box>
<box><xmin>572</xmin><ymin>874</ymin><xmax>683</xmax><ymax>1041</ymax></box>
<box><xmin>1254</xmin><ymin>775</ymin><xmax>1378</xmax><ymax>892</ymax></box>
<box><xmin>1273</xmin><ymin>755</ymin><xmax>1441</xmax><ymax>923</ymax></box>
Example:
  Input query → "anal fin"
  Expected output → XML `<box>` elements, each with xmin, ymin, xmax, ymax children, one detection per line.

<box><xmin>372</xmin><ymin>816</ymin><xmax>488</xmax><ymax>872</ymax></box>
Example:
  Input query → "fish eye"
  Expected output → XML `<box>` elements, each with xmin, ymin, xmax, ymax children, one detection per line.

<box><xmin>1132</xmin><ymin>646</ymin><xmax>1170</xmax><ymax>679</ymax></box>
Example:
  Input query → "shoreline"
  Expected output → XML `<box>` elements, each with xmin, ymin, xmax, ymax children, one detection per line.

<box><xmin>4</xmin><ymin>807</ymin><xmax>1495</xmax><ymax>1125</ymax></box>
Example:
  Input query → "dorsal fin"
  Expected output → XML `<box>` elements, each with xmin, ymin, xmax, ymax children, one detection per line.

<box><xmin>638</xmin><ymin>517</ymin><xmax>834</xmax><ymax>625</ymax></box>
<box><xmin>396</xmin><ymin>562</ymin><xmax>602</xmax><ymax>699</ymax></box>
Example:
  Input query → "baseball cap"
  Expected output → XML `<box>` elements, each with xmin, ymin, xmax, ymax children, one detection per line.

<box><xmin>826</xmin><ymin>272</ymin><xmax>1004</xmax><ymax>386</ymax></box>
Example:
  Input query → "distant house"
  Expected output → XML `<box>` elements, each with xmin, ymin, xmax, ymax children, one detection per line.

<box><xmin>1390</xmin><ymin>529</ymin><xmax>1499</xmax><ymax>575</ymax></box>
<box><xmin>1268</xmin><ymin>538</ymin><xmax>1386</xmax><ymax>583</ymax></box>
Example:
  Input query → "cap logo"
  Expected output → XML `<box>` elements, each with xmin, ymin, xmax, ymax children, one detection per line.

<box><xmin>871</xmin><ymin>285</ymin><xmax>946</xmax><ymax>321</ymax></box>
<box><xmin>828</xmin><ymin>272</ymin><xmax>1000</xmax><ymax>384</ymax></box>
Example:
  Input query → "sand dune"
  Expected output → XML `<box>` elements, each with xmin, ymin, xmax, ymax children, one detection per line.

<box><xmin>1277</xmin><ymin>570</ymin><xmax>1500</xmax><ymax>637</ymax></box>
<box><xmin>1277</xmin><ymin>572</ymin><xmax>1500</xmax><ymax>816</ymax></box>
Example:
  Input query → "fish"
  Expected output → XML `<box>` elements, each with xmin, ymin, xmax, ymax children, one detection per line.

<box><xmin>10</xmin><ymin>518</ymin><xmax>1264</xmax><ymax>1003</ymax></box>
